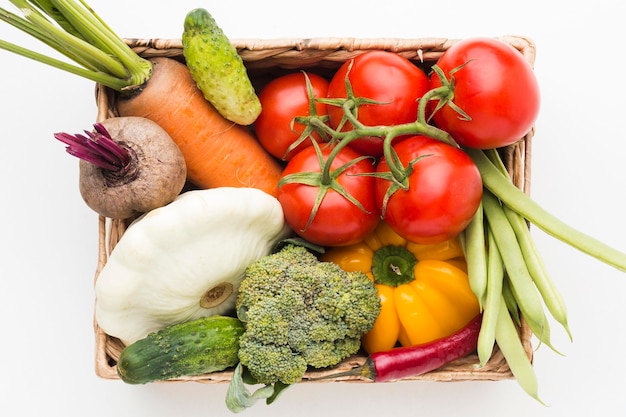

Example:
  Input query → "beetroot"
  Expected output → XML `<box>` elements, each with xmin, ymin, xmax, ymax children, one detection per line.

<box><xmin>55</xmin><ymin>116</ymin><xmax>186</xmax><ymax>219</ymax></box>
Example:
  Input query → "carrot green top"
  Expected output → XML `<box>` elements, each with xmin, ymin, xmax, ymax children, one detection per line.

<box><xmin>0</xmin><ymin>0</ymin><xmax>152</xmax><ymax>92</ymax></box>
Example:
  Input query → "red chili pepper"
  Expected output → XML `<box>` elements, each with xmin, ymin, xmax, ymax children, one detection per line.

<box><xmin>310</xmin><ymin>314</ymin><xmax>482</xmax><ymax>383</ymax></box>
<box><xmin>359</xmin><ymin>314</ymin><xmax>482</xmax><ymax>382</ymax></box>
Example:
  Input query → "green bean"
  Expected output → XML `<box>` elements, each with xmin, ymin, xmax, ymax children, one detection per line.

<box><xmin>480</xmin><ymin>148</ymin><xmax>570</xmax><ymax>347</ymax></box>
<box><xmin>467</xmin><ymin>148</ymin><xmax>626</xmax><ymax>272</ymax></box>
<box><xmin>523</xmin><ymin>301</ymin><xmax>562</xmax><ymax>354</ymax></box>
<box><xmin>501</xmin><ymin>276</ymin><xmax>521</xmax><ymax>326</ymax></box>
<box><xmin>495</xmin><ymin>296</ymin><xmax>545</xmax><ymax>405</ymax></box>
<box><xmin>481</xmin><ymin>190</ymin><xmax>548</xmax><ymax>338</ymax></box>
<box><xmin>503</xmin><ymin>204</ymin><xmax>572</xmax><ymax>341</ymax></box>
<box><xmin>477</xmin><ymin>227</ymin><xmax>504</xmax><ymax>366</ymax></box>
<box><xmin>483</xmin><ymin>147</ymin><xmax>509</xmax><ymax>175</ymax></box>
<box><xmin>463</xmin><ymin>201</ymin><xmax>488</xmax><ymax>309</ymax></box>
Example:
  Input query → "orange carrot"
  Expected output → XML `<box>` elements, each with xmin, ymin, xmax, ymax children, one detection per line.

<box><xmin>116</xmin><ymin>57</ymin><xmax>283</xmax><ymax>196</ymax></box>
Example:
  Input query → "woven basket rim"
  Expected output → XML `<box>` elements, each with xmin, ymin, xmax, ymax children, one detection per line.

<box><xmin>122</xmin><ymin>35</ymin><xmax>536</xmax><ymax>68</ymax></box>
<box><xmin>93</xmin><ymin>34</ymin><xmax>536</xmax><ymax>383</ymax></box>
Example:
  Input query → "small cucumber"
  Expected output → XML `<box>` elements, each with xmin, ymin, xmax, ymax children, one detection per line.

<box><xmin>182</xmin><ymin>8</ymin><xmax>261</xmax><ymax>125</ymax></box>
<box><xmin>117</xmin><ymin>315</ymin><xmax>244</xmax><ymax>384</ymax></box>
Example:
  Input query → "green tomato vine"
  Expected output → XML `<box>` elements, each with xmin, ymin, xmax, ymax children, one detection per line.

<box><xmin>277</xmin><ymin>65</ymin><xmax>460</xmax><ymax>224</ymax></box>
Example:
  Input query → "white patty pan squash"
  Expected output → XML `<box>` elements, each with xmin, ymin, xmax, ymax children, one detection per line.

<box><xmin>94</xmin><ymin>187</ymin><xmax>291</xmax><ymax>346</ymax></box>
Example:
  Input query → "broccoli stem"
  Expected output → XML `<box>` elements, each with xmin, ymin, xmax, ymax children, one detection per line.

<box><xmin>225</xmin><ymin>364</ymin><xmax>279</xmax><ymax>413</ymax></box>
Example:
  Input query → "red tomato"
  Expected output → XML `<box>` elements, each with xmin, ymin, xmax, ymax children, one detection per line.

<box><xmin>254</xmin><ymin>72</ymin><xmax>329</xmax><ymax>160</ymax></box>
<box><xmin>375</xmin><ymin>136</ymin><xmax>482</xmax><ymax>244</ymax></box>
<box><xmin>327</xmin><ymin>51</ymin><xmax>429</xmax><ymax>157</ymax></box>
<box><xmin>430</xmin><ymin>37</ymin><xmax>540</xmax><ymax>149</ymax></box>
<box><xmin>278</xmin><ymin>145</ymin><xmax>380</xmax><ymax>247</ymax></box>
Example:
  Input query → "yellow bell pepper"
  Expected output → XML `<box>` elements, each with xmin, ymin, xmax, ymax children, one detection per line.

<box><xmin>320</xmin><ymin>221</ymin><xmax>480</xmax><ymax>354</ymax></box>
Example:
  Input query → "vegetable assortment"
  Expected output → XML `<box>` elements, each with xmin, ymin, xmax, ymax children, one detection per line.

<box><xmin>325</xmin><ymin>50</ymin><xmax>430</xmax><ymax>157</ymax></box>
<box><xmin>117</xmin><ymin>55</ymin><xmax>283</xmax><ymax>195</ymax></box>
<box><xmin>226</xmin><ymin>33</ymin><xmax>626</xmax><ymax>410</ymax></box>
<box><xmin>321</xmin><ymin>221</ymin><xmax>479</xmax><ymax>354</ymax></box>
<box><xmin>361</xmin><ymin>315</ymin><xmax>482</xmax><ymax>382</ymax></box>
<box><xmin>0</xmin><ymin>1</ymin><xmax>282</xmax><ymax>195</ymax></box>
<box><xmin>3</xmin><ymin>1</ymin><xmax>626</xmax><ymax>414</ymax></box>
<box><xmin>340</xmin><ymin>313</ymin><xmax>484</xmax><ymax>383</ymax></box>
<box><xmin>227</xmin><ymin>312</ymin><xmax>484</xmax><ymax>411</ymax></box>
<box><xmin>94</xmin><ymin>187</ymin><xmax>289</xmax><ymax>345</ymax></box>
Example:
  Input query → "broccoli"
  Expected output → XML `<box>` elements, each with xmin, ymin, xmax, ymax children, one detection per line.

<box><xmin>235</xmin><ymin>243</ymin><xmax>381</xmax><ymax>386</ymax></box>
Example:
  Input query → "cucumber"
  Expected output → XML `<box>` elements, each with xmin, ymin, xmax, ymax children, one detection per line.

<box><xmin>116</xmin><ymin>315</ymin><xmax>244</xmax><ymax>384</ymax></box>
<box><xmin>182</xmin><ymin>8</ymin><xmax>262</xmax><ymax>125</ymax></box>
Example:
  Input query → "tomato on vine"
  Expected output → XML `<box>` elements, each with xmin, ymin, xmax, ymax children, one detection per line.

<box><xmin>277</xmin><ymin>143</ymin><xmax>380</xmax><ymax>247</ymax></box>
<box><xmin>375</xmin><ymin>136</ymin><xmax>483</xmax><ymax>244</ymax></box>
<box><xmin>254</xmin><ymin>71</ymin><xmax>329</xmax><ymax>161</ymax></box>
<box><xmin>326</xmin><ymin>51</ymin><xmax>430</xmax><ymax>157</ymax></box>
<box><xmin>429</xmin><ymin>37</ymin><xmax>540</xmax><ymax>149</ymax></box>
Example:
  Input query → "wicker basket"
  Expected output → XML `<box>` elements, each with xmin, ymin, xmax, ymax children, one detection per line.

<box><xmin>93</xmin><ymin>35</ymin><xmax>535</xmax><ymax>383</ymax></box>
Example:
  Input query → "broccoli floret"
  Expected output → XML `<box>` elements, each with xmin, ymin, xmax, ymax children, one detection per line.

<box><xmin>238</xmin><ymin>336</ymin><xmax>308</xmax><ymax>385</ymax></box>
<box><xmin>235</xmin><ymin>244</ymin><xmax>381</xmax><ymax>385</ymax></box>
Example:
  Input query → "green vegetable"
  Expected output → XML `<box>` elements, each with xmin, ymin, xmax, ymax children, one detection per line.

<box><xmin>494</xmin><ymin>296</ymin><xmax>545</xmax><ymax>405</ymax></box>
<box><xmin>225</xmin><ymin>363</ymin><xmax>289</xmax><ymax>413</ymax></box>
<box><xmin>226</xmin><ymin>243</ymin><xmax>380</xmax><ymax>411</ymax></box>
<box><xmin>117</xmin><ymin>315</ymin><xmax>244</xmax><ymax>384</ymax></box>
<box><xmin>476</xmin><ymin>227</ymin><xmax>503</xmax><ymax>367</ymax></box>
<box><xmin>481</xmin><ymin>190</ymin><xmax>551</xmax><ymax>347</ymax></box>
<box><xmin>467</xmin><ymin>148</ymin><xmax>626</xmax><ymax>272</ymax></box>
<box><xmin>461</xmin><ymin>147</ymin><xmax>626</xmax><ymax>402</ymax></box>
<box><xmin>182</xmin><ymin>8</ymin><xmax>261</xmax><ymax>125</ymax></box>
<box><xmin>0</xmin><ymin>0</ymin><xmax>152</xmax><ymax>93</ymax></box>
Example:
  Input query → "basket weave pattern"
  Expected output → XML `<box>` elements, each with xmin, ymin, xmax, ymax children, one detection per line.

<box><xmin>93</xmin><ymin>36</ymin><xmax>535</xmax><ymax>383</ymax></box>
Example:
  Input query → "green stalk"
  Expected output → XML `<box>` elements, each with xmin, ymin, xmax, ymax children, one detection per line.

<box><xmin>476</xmin><ymin>227</ymin><xmax>503</xmax><ymax>366</ymax></box>
<box><xmin>466</xmin><ymin>148</ymin><xmax>626</xmax><ymax>273</ymax></box>
<box><xmin>463</xmin><ymin>202</ymin><xmax>488</xmax><ymax>308</ymax></box>
<box><xmin>481</xmin><ymin>190</ymin><xmax>549</xmax><ymax>342</ymax></box>
<box><xmin>52</xmin><ymin>0</ymin><xmax>152</xmax><ymax>85</ymax></box>
<box><xmin>0</xmin><ymin>0</ymin><xmax>152</xmax><ymax>92</ymax></box>
<box><xmin>19</xmin><ymin>0</ymin><xmax>83</xmax><ymax>37</ymax></box>
<box><xmin>494</xmin><ymin>297</ymin><xmax>544</xmax><ymax>405</ymax></box>
<box><xmin>0</xmin><ymin>38</ymin><xmax>129</xmax><ymax>89</ymax></box>
<box><xmin>502</xmin><ymin>276</ymin><xmax>521</xmax><ymax>326</ymax></box>
<box><xmin>0</xmin><ymin>6</ymin><xmax>98</xmax><ymax>70</ymax></box>
<box><xmin>8</xmin><ymin>4</ymin><xmax>125</xmax><ymax>75</ymax></box>
<box><xmin>503</xmin><ymin>203</ymin><xmax>572</xmax><ymax>341</ymax></box>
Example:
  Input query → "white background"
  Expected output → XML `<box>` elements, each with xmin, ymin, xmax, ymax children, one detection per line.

<box><xmin>1</xmin><ymin>0</ymin><xmax>625</xmax><ymax>416</ymax></box>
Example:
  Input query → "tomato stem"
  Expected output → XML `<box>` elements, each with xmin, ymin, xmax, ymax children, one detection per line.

<box><xmin>277</xmin><ymin>138</ymin><xmax>375</xmax><ymax>231</ymax></box>
<box><xmin>288</xmin><ymin>69</ymin><xmax>465</xmax><ymax>221</ymax></box>
<box><xmin>428</xmin><ymin>64</ymin><xmax>472</xmax><ymax>122</ymax></box>
<box><xmin>301</xmin><ymin>104</ymin><xmax>457</xmax><ymax>189</ymax></box>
